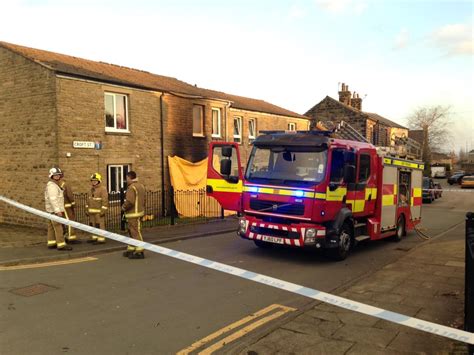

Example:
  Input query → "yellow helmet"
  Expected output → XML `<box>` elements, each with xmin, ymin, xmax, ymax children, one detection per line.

<box><xmin>90</xmin><ymin>173</ymin><xmax>102</xmax><ymax>183</ymax></box>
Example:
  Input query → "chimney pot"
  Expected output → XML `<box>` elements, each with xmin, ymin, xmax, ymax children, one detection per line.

<box><xmin>338</xmin><ymin>82</ymin><xmax>351</xmax><ymax>105</ymax></box>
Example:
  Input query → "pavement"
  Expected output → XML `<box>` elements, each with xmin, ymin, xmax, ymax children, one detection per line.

<box><xmin>0</xmin><ymin>217</ymin><xmax>238</xmax><ymax>266</ymax></box>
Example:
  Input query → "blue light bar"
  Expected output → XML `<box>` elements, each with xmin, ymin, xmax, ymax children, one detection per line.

<box><xmin>293</xmin><ymin>190</ymin><xmax>305</xmax><ymax>197</ymax></box>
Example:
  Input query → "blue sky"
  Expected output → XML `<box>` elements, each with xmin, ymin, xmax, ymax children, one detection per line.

<box><xmin>2</xmin><ymin>0</ymin><xmax>473</xmax><ymax>152</ymax></box>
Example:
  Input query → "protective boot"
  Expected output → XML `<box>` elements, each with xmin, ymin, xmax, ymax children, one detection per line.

<box><xmin>92</xmin><ymin>224</ymin><xmax>106</xmax><ymax>245</ymax></box>
<box><xmin>128</xmin><ymin>252</ymin><xmax>145</xmax><ymax>259</ymax></box>
<box><xmin>87</xmin><ymin>224</ymin><xmax>97</xmax><ymax>243</ymax></box>
<box><xmin>123</xmin><ymin>246</ymin><xmax>135</xmax><ymax>257</ymax></box>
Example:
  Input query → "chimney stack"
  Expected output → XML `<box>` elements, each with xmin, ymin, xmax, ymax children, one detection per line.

<box><xmin>338</xmin><ymin>83</ymin><xmax>351</xmax><ymax>106</ymax></box>
<box><xmin>350</xmin><ymin>92</ymin><xmax>362</xmax><ymax>111</ymax></box>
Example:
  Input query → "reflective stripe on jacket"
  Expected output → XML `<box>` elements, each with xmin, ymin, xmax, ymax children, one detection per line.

<box><xmin>123</xmin><ymin>181</ymin><xmax>145</xmax><ymax>218</ymax></box>
<box><xmin>86</xmin><ymin>185</ymin><xmax>109</xmax><ymax>214</ymax></box>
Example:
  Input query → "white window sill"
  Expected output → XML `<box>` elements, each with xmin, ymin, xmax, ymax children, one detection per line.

<box><xmin>105</xmin><ymin>128</ymin><xmax>130</xmax><ymax>133</ymax></box>
<box><xmin>193</xmin><ymin>134</ymin><xmax>206</xmax><ymax>138</ymax></box>
<box><xmin>211</xmin><ymin>135</ymin><xmax>221</xmax><ymax>139</ymax></box>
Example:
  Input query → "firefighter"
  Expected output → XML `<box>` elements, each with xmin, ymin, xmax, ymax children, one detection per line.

<box><xmin>45</xmin><ymin>167</ymin><xmax>72</xmax><ymax>251</ymax></box>
<box><xmin>122</xmin><ymin>171</ymin><xmax>146</xmax><ymax>259</ymax></box>
<box><xmin>60</xmin><ymin>175</ymin><xmax>81</xmax><ymax>244</ymax></box>
<box><xmin>86</xmin><ymin>173</ymin><xmax>108</xmax><ymax>244</ymax></box>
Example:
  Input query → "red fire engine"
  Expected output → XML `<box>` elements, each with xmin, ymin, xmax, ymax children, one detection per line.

<box><xmin>206</xmin><ymin>131</ymin><xmax>423</xmax><ymax>260</ymax></box>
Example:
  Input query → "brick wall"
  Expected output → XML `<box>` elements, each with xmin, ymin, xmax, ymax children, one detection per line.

<box><xmin>56</xmin><ymin>77</ymin><xmax>163</xmax><ymax>193</ymax></box>
<box><xmin>0</xmin><ymin>47</ymin><xmax>58</xmax><ymax>227</ymax></box>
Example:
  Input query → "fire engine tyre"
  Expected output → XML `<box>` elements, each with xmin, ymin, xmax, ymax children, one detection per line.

<box><xmin>328</xmin><ymin>221</ymin><xmax>353</xmax><ymax>261</ymax></box>
<box><xmin>254</xmin><ymin>240</ymin><xmax>273</xmax><ymax>249</ymax></box>
<box><xmin>393</xmin><ymin>215</ymin><xmax>406</xmax><ymax>242</ymax></box>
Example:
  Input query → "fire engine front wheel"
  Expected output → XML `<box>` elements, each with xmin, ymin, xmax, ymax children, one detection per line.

<box><xmin>327</xmin><ymin>222</ymin><xmax>353</xmax><ymax>261</ymax></box>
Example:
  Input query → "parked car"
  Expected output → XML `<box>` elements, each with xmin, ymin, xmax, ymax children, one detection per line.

<box><xmin>447</xmin><ymin>173</ymin><xmax>466</xmax><ymax>185</ymax></box>
<box><xmin>461</xmin><ymin>175</ymin><xmax>474</xmax><ymax>188</ymax></box>
<box><xmin>433</xmin><ymin>182</ymin><xmax>442</xmax><ymax>198</ymax></box>
<box><xmin>431</xmin><ymin>166</ymin><xmax>447</xmax><ymax>178</ymax></box>
<box><xmin>422</xmin><ymin>177</ymin><xmax>436</xmax><ymax>203</ymax></box>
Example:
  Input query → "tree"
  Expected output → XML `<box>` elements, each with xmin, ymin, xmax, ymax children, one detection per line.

<box><xmin>408</xmin><ymin>105</ymin><xmax>452</xmax><ymax>176</ymax></box>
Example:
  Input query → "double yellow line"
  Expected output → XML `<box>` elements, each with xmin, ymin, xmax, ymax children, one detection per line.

<box><xmin>178</xmin><ymin>304</ymin><xmax>296</xmax><ymax>354</ymax></box>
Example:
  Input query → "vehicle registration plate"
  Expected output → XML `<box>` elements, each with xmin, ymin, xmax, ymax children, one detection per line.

<box><xmin>262</xmin><ymin>236</ymin><xmax>285</xmax><ymax>244</ymax></box>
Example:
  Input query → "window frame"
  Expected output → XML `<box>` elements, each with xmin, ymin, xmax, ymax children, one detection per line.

<box><xmin>211</xmin><ymin>108</ymin><xmax>221</xmax><ymax>138</ymax></box>
<box><xmin>192</xmin><ymin>104</ymin><xmax>205</xmax><ymax>137</ymax></box>
<box><xmin>107</xmin><ymin>164</ymin><xmax>131</xmax><ymax>194</ymax></box>
<box><xmin>288</xmin><ymin>122</ymin><xmax>296</xmax><ymax>131</ymax></box>
<box><xmin>233</xmin><ymin>116</ymin><xmax>242</xmax><ymax>143</ymax></box>
<box><xmin>104</xmin><ymin>92</ymin><xmax>130</xmax><ymax>133</ymax></box>
<box><xmin>248</xmin><ymin>118</ymin><xmax>256</xmax><ymax>143</ymax></box>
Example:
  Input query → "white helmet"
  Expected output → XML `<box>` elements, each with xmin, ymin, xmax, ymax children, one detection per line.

<box><xmin>49</xmin><ymin>167</ymin><xmax>63</xmax><ymax>178</ymax></box>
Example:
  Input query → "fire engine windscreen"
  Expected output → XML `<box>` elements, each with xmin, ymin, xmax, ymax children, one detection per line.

<box><xmin>245</xmin><ymin>146</ymin><xmax>328</xmax><ymax>186</ymax></box>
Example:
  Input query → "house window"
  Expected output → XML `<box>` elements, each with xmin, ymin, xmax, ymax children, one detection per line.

<box><xmin>193</xmin><ymin>105</ymin><xmax>204</xmax><ymax>137</ymax></box>
<box><xmin>248</xmin><ymin>118</ymin><xmax>256</xmax><ymax>143</ymax></box>
<box><xmin>107</xmin><ymin>164</ymin><xmax>130</xmax><ymax>193</ymax></box>
<box><xmin>288</xmin><ymin>122</ymin><xmax>296</xmax><ymax>131</ymax></box>
<box><xmin>233</xmin><ymin>116</ymin><xmax>242</xmax><ymax>143</ymax></box>
<box><xmin>105</xmin><ymin>93</ymin><xmax>129</xmax><ymax>132</ymax></box>
<box><xmin>212</xmin><ymin>108</ymin><xmax>221</xmax><ymax>138</ymax></box>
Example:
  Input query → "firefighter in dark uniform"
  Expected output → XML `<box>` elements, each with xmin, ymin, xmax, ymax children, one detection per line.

<box><xmin>60</xmin><ymin>177</ymin><xmax>81</xmax><ymax>244</ymax></box>
<box><xmin>86</xmin><ymin>173</ymin><xmax>108</xmax><ymax>244</ymax></box>
<box><xmin>122</xmin><ymin>171</ymin><xmax>146</xmax><ymax>259</ymax></box>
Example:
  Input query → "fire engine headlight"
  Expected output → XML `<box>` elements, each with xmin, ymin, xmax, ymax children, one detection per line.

<box><xmin>238</xmin><ymin>218</ymin><xmax>247</xmax><ymax>233</ymax></box>
<box><xmin>305</xmin><ymin>228</ymin><xmax>316</xmax><ymax>244</ymax></box>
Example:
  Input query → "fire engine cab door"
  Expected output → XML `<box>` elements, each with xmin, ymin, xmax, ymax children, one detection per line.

<box><xmin>206</xmin><ymin>142</ymin><xmax>244</xmax><ymax>212</ymax></box>
<box><xmin>359</xmin><ymin>151</ymin><xmax>377</xmax><ymax>216</ymax></box>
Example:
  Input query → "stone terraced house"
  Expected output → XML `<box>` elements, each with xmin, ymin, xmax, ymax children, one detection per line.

<box><xmin>305</xmin><ymin>83</ymin><xmax>409</xmax><ymax>147</ymax></box>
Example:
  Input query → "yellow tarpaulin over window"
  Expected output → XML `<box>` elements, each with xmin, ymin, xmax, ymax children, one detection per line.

<box><xmin>168</xmin><ymin>156</ymin><xmax>235</xmax><ymax>217</ymax></box>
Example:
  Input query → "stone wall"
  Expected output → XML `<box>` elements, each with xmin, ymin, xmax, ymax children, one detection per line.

<box><xmin>0</xmin><ymin>47</ymin><xmax>58</xmax><ymax>227</ymax></box>
<box><xmin>306</xmin><ymin>97</ymin><xmax>368</xmax><ymax>141</ymax></box>
<box><xmin>56</xmin><ymin>77</ymin><xmax>163</xmax><ymax>194</ymax></box>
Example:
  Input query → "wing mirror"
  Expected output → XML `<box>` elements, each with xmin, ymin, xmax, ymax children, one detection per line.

<box><xmin>221</xmin><ymin>146</ymin><xmax>233</xmax><ymax>158</ymax></box>
<box><xmin>220</xmin><ymin>159</ymin><xmax>232</xmax><ymax>176</ymax></box>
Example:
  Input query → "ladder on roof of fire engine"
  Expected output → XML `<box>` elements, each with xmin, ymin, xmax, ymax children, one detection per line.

<box><xmin>317</xmin><ymin>120</ymin><xmax>369</xmax><ymax>143</ymax></box>
<box><xmin>334</xmin><ymin>121</ymin><xmax>369</xmax><ymax>143</ymax></box>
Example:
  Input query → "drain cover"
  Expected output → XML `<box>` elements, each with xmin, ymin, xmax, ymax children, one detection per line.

<box><xmin>10</xmin><ymin>283</ymin><xmax>58</xmax><ymax>297</ymax></box>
